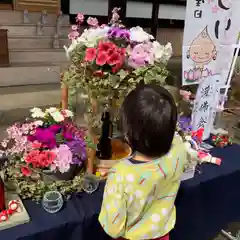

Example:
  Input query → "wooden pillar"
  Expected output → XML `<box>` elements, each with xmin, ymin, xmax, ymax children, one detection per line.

<box><xmin>150</xmin><ymin>0</ymin><xmax>160</xmax><ymax>38</ymax></box>
<box><xmin>108</xmin><ymin>0</ymin><xmax>127</xmax><ymax>21</ymax></box>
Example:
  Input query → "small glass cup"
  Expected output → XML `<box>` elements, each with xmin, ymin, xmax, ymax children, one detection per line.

<box><xmin>42</xmin><ymin>191</ymin><xmax>63</xmax><ymax>213</ymax></box>
<box><xmin>82</xmin><ymin>174</ymin><xmax>99</xmax><ymax>194</ymax></box>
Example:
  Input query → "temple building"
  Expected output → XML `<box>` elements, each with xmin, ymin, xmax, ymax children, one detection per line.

<box><xmin>0</xmin><ymin>0</ymin><xmax>185</xmax><ymax>133</ymax></box>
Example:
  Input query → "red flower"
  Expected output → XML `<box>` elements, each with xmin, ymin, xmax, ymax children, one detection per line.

<box><xmin>107</xmin><ymin>52</ymin><xmax>122</xmax><ymax>65</ymax></box>
<box><xmin>112</xmin><ymin>61</ymin><xmax>123</xmax><ymax>73</ymax></box>
<box><xmin>93</xmin><ymin>70</ymin><xmax>104</xmax><ymax>77</ymax></box>
<box><xmin>85</xmin><ymin>48</ymin><xmax>97</xmax><ymax>62</ymax></box>
<box><xmin>98</xmin><ymin>41</ymin><xmax>116</xmax><ymax>53</ymax></box>
<box><xmin>21</xmin><ymin>166</ymin><xmax>32</xmax><ymax>177</ymax></box>
<box><xmin>38</xmin><ymin>151</ymin><xmax>56</xmax><ymax>168</ymax></box>
<box><xmin>118</xmin><ymin>48</ymin><xmax>126</xmax><ymax>56</ymax></box>
<box><xmin>96</xmin><ymin>52</ymin><xmax>108</xmax><ymax>66</ymax></box>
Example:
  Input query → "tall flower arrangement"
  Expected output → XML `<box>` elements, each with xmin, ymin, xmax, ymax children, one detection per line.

<box><xmin>63</xmin><ymin>8</ymin><xmax>173</xmax><ymax>129</ymax></box>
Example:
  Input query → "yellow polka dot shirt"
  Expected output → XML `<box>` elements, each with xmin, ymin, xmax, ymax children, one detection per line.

<box><xmin>99</xmin><ymin>135</ymin><xmax>187</xmax><ymax>240</ymax></box>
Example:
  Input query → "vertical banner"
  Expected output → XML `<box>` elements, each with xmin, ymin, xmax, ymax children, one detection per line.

<box><xmin>182</xmin><ymin>0</ymin><xmax>240</xmax><ymax>86</ymax></box>
<box><xmin>192</xmin><ymin>74</ymin><xmax>220</xmax><ymax>140</ymax></box>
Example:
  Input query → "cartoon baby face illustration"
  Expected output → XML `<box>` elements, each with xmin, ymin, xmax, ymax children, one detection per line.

<box><xmin>187</xmin><ymin>26</ymin><xmax>217</xmax><ymax>69</ymax></box>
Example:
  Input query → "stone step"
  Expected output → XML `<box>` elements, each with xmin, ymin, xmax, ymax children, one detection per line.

<box><xmin>8</xmin><ymin>35</ymin><xmax>70</xmax><ymax>49</ymax></box>
<box><xmin>0</xmin><ymin>24</ymin><xmax>70</xmax><ymax>37</ymax></box>
<box><xmin>9</xmin><ymin>49</ymin><xmax>67</xmax><ymax>63</ymax></box>
<box><xmin>0</xmin><ymin>83</ymin><xmax>61</xmax><ymax>113</ymax></box>
<box><xmin>0</xmin><ymin>64</ymin><xmax>62</xmax><ymax>87</ymax></box>
<box><xmin>0</xmin><ymin>10</ymin><xmax>69</xmax><ymax>25</ymax></box>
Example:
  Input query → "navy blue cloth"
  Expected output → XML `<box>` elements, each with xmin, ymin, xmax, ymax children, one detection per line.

<box><xmin>1</xmin><ymin>144</ymin><xmax>240</xmax><ymax>240</ymax></box>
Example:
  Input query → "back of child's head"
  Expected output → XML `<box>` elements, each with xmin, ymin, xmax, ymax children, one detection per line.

<box><xmin>120</xmin><ymin>84</ymin><xmax>177</xmax><ymax>158</ymax></box>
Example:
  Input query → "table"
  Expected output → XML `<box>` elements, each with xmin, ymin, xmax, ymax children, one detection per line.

<box><xmin>1</xmin><ymin>144</ymin><xmax>240</xmax><ymax>240</ymax></box>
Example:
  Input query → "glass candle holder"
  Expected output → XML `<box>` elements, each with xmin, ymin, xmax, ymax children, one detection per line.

<box><xmin>82</xmin><ymin>174</ymin><xmax>99</xmax><ymax>194</ymax></box>
<box><xmin>42</xmin><ymin>191</ymin><xmax>63</xmax><ymax>214</ymax></box>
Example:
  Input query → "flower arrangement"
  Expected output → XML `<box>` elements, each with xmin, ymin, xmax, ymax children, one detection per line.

<box><xmin>62</xmin><ymin>8</ymin><xmax>172</xmax><ymax>129</ymax></box>
<box><xmin>0</xmin><ymin>107</ymin><xmax>94</xmax><ymax>201</ymax></box>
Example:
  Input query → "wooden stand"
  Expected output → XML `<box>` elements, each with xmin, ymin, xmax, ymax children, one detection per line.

<box><xmin>0</xmin><ymin>29</ymin><xmax>9</xmax><ymax>67</ymax></box>
<box><xmin>61</xmin><ymin>85</ymin><xmax>95</xmax><ymax>174</ymax></box>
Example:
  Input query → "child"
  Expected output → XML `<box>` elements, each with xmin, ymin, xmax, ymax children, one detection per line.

<box><xmin>99</xmin><ymin>84</ymin><xmax>187</xmax><ymax>240</ymax></box>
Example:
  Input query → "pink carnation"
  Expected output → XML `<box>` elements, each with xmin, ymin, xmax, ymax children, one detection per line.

<box><xmin>71</xmin><ymin>25</ymin><xmax>78</xmax><ymax>31</ymax></box>
<box><xmin>87</xmin><ymin>17</ymin><xmax>99</xmax><ymax>27</ymax></box>
<box><xmin>76</xmin><ymin>13</ymin><xmax>84</xmax><ymax>23</ymax></box>
<box><xmin>68</xmin><ymin>31</ymin><xmax>79</xmax><ymax>40</ymax></box>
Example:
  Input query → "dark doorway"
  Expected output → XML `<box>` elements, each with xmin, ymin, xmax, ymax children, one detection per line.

<box><xmin>61</xmin><ymin>0</ymin><xmax>69</xmax><ymax>14</ymax></box>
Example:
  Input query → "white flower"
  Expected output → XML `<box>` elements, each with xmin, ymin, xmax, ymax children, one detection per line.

<box><xmin>45</xmin><ymin>107</ymin><xmax>58</xmax><ymax>114</ymax></box>
<box><xmin>34</xmin><ymin>120</ymin><xmax>43</xmax><ymax>126</ymax></box>
<box><xmin>78</xmin><ymin>26</ymin><xmax>109</xmax><ymax>47</ymax></box>
<box><xmin>64</xmin><ymin>39</ymin><xmax>78</xmax><ymax>59</ymax></box>
<box><xmin>162</xmin><ymin>42</ymin><xmax>173</xmax><ymax>62</ymax></box>
<box><xmin>152</xmin><ymin>41</ymin><xmax>165</xmax><ymax>60</ymax></box>
<box><xmin>30</xmin><ymin>107</ymin><xmax>45</xmax><ymax>118</ymax></box>
<box><xmin>129</xmin><ymin>26</ymin><xmax>154</xmax><ymax>42</ymax></box>
<box><xmin>61</xmin><ymin>109</ymin><xmax>74</xmax><ymax>118</ymax></box>
<box><xmin>50</xmin><ymin>111</ymin><xmax>64</xmax><ymax>122</ymax></box>
<box><xmin>64</xmin><ymin>26</ymin><xmax>110</xmax><ymax>58</ymax></box>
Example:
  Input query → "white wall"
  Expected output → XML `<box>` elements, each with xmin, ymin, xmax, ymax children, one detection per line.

<box><xmin>70</xmin><ymin>0</ymin><xmax>186</xmax><ymax>20</ymax></box>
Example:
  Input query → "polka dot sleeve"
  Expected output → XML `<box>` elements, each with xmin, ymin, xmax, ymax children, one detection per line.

<box><xmin>98</xmin><ymin>171</ymin><xmax>127</xmax><ymax>238</ymax></box>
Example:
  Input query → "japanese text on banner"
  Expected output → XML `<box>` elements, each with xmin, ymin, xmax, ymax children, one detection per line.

<box><xmin>192</xmin><ymin>74</ymin><xmax>220</xmax><ymax>140</ymax></box>
<box><xmin>182</xmin><ymin>0</ymin><xmax>240</xmax><ymax>86</ymax></box>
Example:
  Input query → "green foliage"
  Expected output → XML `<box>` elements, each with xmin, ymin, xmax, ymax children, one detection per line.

<box><xmin>4</xmin><ymin>165</ymin><xmax>85</xmax><ymax>201</ymax></box>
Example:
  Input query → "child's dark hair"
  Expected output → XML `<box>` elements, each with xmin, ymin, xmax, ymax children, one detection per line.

<box><xmin>120</xmin><ymin>84</ymin><xmax>177</xmax><ymax>157</ymax></box>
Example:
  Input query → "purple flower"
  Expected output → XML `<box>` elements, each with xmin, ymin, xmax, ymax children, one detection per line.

<box><xmin>49</xmin><ymin>124</ymin><xmax>62</xmax><ymax>133</ymax></box>
<box><xmin>63</xmin><ymin>131</ymin><xmax>74</xmax><ymax>141</ymax></box>
<box><xmin>35</xmin><ymin>128</ymin><xmax>56</xmax><ymax>149</ymax></box>
<box><xmin>178</xmin><ymin>117</ymin><xmax>192</xmax><ymax>132</ymax></box>
<box><xmin>67</xmin><ymin>138</ymin><xmax>87</xmax><ymax>165</ymax></box>
<box><xmin>108</xmin><ymin>27</ymin><xmax>130</xmax><ymax>41</ymax></box>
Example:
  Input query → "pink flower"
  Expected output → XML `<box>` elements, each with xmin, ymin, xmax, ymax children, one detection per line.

<box><xmin>96</xmin><ymin>52</ymin><xmax>108</xmax><ymax>66</ymax></box>
<box><xmin>21</xmin><ymin>166</ymin><xmax>32</xmax><ymax>177</ymax></box>
<box><xmin>76</xmin><ymin>13</ymin><xmax>84</xmax><ymax>23</ymax></box>
<box><xmin>51</xmin><ymin>145</ymin><xmax>72</xmax><ymax>173</ymax></box>
<box><xmin>31</xmin><ymin>141</ymin><xmax>42</xmax><ymax>149</ymax></box>
<box><xmin>68</xmin><ymin>31</ymin><xmax>79</xmax><ymax>40</ymax></box>
<box><xmin>71</xmin><ymin>25</ymin><xmax>78</xmax><ymax>31</ymax></box>
<box><xmin>128</xmin><ymin>43</ymin><xmax>154</xmax><ymax>69</ymax></box>
<box><xmin>85</xmin><ymin>48</ymin><xmax>97</xmax><ymax>62</ymax></box>
<box><xmin>87</xmin><ymin>17</ymin><xmax>99</xmax><ymax>27</ymax></box>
